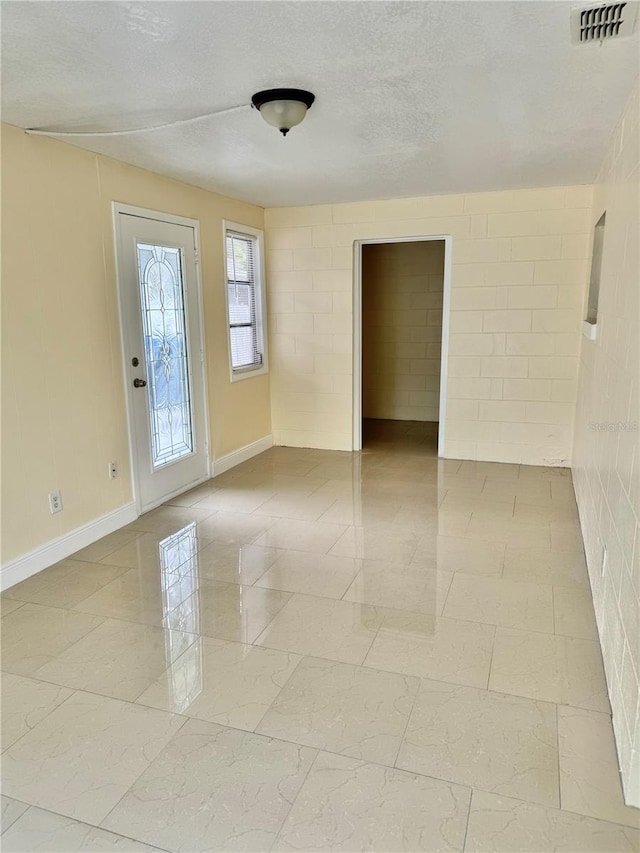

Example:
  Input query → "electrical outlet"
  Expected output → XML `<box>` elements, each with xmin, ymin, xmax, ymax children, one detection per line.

<box><xmin>48</xmin><ymin>490</ymin><xmax>62</xmax><ymax>514</ymax></box>
<box><xmin>109</xmin><ymin>461</ymin><xmax>119</xmax><ymax>479</ymax></box>
<box><xmin>602</xmin><ymin>544</ymin><xmax>608</xmax><ymax>576</ymax></box>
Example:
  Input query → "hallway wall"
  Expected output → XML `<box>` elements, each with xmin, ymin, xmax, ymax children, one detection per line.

<box><xmin>572</xmin><ymin>82</ymin><xmax>640</xmax><ymax>807</ymax></box>
<box><xmin>1</xmin><ymin>124</ymin><xmax>270</xmax><ymax>569</ymax></box>
<box><xmin>362</xmin><ymin>241</ymin><xmax>444</xmax><ymax>422</ymax></box>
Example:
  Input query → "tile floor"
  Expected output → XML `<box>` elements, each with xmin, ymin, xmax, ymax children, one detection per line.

<box><xmin>1</xmin><ymin>420</ymin><xmax>639</xmax><ymax>852</ymax></box>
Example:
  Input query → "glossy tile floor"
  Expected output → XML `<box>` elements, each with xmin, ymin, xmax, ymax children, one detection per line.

<box><xmin>2</xmin><ymin>420</ymin><xmax>639</xmax><ymax>852</ymax></box>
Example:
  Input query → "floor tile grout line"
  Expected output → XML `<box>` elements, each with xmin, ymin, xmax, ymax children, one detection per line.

<box><xmin>96</xmin><ymin>715</ymin><xmax>190</xmax><ymax>835</ymax></box>
<box><xmin>5</xmin><ymin>574</ymin><xmax>596</xmax><ymax>649</ymax></box>
<box><xmin>0</xmin><ymin>799</ymin><xmax>31</xmax><ymax>834</ymax></box>
<box><xmin>391</xmin><ymin>670</ymin><xmax>422</xmax><ymax>771</ymax></box>
<box><xmin>250</xmin><ymin>653</ymin><xmax>308</xmax><ymax>735</ymax></box>
<box><xmin>461</xmin><ymin>786</ymin><xmax>476</xmax><ymax>852</ymax></box>
<box><xmin>356</xmin><ymin>598</ymin><xmax>391</xmax><ymax>667</ymax></box>
<box><xmin>65</xmin><ymin>529</ymin><xmax>145</xmax><ymax>563</ymax></box>
<box><xmin>251</xmin><ymin>590</ymin><xmax>298</xmax><ymax>648</ymax></box>
<box><xmin>268</xmin><ymin>741</ymin><xmax>323</xmax><ymax>851</ymax></box>
<box><xmin>249</xmin><ymin>639</ymin><xmax>612</xmax><ymax>715</ymax></box>
<box><xmin>556</xmin><ymin>702</ymin><xmax>562</xmax><ymax>811</ymax></box>
<box><xmin>457</xmin><ymin>785</ymin><xmax>640</xmax><ymax>830</ymax></box>
<box><xmin>0</xmin><ymin>684</ymin><xmax>80</xmax><ymax>754</ymax></box>
<box><xmin>9</xmin><ymin>623</ymin><xmax>611</xmax><ymax>747</ymax></box>
<box><xmin>236</xmin><ymin>726</ymin><xmax>484</xmax><ymax>807</ymax></box>
<box><xmin>1</xmin><ymin>598</ymin><xmax>111</xmax><ymax>620</ymax></box>
<box><xmin>167</xmin><ymin>495</ymin><xmax>565</xmax><ymax>524</ymax></box>
<box><xmin>251</xmin><ymin>641</ymin><xmax>496</xmax><ymax>697</ymax></box>
<box><xmin>439</xmin><ymin>567</ymin><xmax>456</xmax><ymax>615</ymax></box>
<box><xmin>1</xmin><ymin>801</ymin><xmax>175</xmax><ymax>853</ymax></box>
<box><xmin>484</xmin><ymin>623</ymin><xmax>498</xmax><ymax>691</ymax></box>
<box><xmin>11</xmin><ymin>563</ymin><xmax>138</xmax><ymax>610</ymax></box>
<box><xmin>0</xmin><ymin>601</ymin><xmax>26</xmax><ymax>618</ymax></box>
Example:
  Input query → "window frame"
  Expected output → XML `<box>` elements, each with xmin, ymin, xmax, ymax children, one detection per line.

<box><xmin>222</xmin><ymin>221</ymin><xmax>268</xmax><ymax>382</ymax></box>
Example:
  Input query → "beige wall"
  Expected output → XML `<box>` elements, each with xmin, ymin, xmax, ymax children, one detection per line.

<box><xmin>572</xmin><ymin>83</ymin><xmax>640</xmax><ymax>807</ymax></box>
<box><xmin>362</xmin><ymin>240</ymin><xmax>444</xmax><ymax>422</ymax></box>
<box><xmin>1</xmin><ymin>123</ymin><xmax>270</xmax><ymax>564</ymax></box>
<box><xmin>265</xmin><ymin>185</ymin><xmax>592</xmax><ymax>461</ymax></box>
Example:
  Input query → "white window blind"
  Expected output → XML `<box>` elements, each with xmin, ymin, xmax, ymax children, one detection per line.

<box><xmin>226</xmin><ymin>231</ymin><xmax>263</xmax><ymax>371</ymax></box>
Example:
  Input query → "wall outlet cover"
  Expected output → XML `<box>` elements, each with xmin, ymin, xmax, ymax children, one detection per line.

<box><xmin>48</xmin><ymin>490</ymin><xmax>62</xmax><ymax>514</ymax></box>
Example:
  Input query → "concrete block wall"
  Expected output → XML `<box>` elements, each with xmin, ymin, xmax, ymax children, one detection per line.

<box><xmin>572</xmin><ymin>83</ymin><xmax>640</xmax><ymax>807</ymax></box>
<box><xmin>265</xmin><ymin>185</ymin><xmax>592</xmax><ymax>462</ymax></box>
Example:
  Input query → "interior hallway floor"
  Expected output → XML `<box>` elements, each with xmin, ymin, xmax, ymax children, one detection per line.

<box><xmin>1</xmin><ymin>420</ymin><xmax>639</xmax><ymax>852</ymax></box>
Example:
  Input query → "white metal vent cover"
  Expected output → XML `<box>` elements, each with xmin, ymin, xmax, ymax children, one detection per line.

<box><xmin>571</xmin><ymin>2</ymin><xmax>639</xmax><ymax>42</ymax></box>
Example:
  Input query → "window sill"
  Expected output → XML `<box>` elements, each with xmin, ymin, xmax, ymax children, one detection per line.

<box><xmin>230</xmin><ymin>364</ymin><xmax>269</xmax><ymax>383</ymax></box>
<box><xmin>582</xmin><ymin>320</ymin><xmax>598</xmax><ymax>341</ymax></box>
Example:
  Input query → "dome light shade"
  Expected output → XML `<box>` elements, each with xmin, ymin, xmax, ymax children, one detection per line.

<box><xmin>251</xmin><ymin>89</ymin><xmax>315</xmax><ymax>136</ymax></box>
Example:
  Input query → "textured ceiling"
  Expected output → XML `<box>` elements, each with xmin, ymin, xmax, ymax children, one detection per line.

<box><xmin>2</xmin><ymin>1</ymin><xmax>638</xmax><ymax>207</ymax></box>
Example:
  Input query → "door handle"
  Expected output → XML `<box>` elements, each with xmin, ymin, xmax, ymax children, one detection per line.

<box><xmin>133</xmin><ymin>378</ymin><xmax>147</xmax><ymax>388</ymax></box>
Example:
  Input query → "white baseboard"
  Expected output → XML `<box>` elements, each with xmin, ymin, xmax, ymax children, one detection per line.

<box><xmin>2</xmin><ymin>438</ymin><xmax>273</xmax><ymax>591</ymax></box>
<box><xmin>140</xmin><ymin>472</ymin><xmax>213</xmax><ymax>514</ymax></box>
<box><xmin>1</xmin><ymin>502</ymin><xmax>138</xmax><ymax>592</ymax></box>
<box><xmin>212</xmin><ymin>435</ymin><xmax>273</xmax><ymax>476</ymax></box>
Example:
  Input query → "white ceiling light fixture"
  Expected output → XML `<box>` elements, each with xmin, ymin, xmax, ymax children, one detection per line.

<box><xmin>251</xmin><ymin>88</ymin><xmax>315</xmax><ymax>136</ymax></box>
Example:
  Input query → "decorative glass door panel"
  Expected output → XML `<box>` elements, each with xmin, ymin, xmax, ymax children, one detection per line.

<box><xmin>136</xmin><ymin>243</ymin><xmax>194</xmax><ymax>468</ymax></box>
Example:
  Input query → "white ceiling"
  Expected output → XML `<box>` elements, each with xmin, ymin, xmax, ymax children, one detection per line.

<box><xmin>2</xmin><ymin>1</ymin><xmax>638</xmax><ymax>208</ymax></box>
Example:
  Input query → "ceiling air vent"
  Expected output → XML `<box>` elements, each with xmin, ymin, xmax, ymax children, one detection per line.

<box><xmin>571</xmin><ymin>2</ymin><xmax>639</xmax><ymax>42</ymax></box>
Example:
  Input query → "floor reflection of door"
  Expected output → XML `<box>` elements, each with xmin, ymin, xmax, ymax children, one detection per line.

<box><xmin>115</xmin><ymin>207</ymin><xmax>209</xmax><ymax>512</ymax></box>
<box><xmin>159</xmin><ymin>523</ymin><xmax>202</xmax><ymax>712</ymax></box>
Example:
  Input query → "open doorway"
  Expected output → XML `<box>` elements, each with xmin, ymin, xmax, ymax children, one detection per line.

<box><xmin>353</xmin><ymin>236</ymin><xmax>451</xmax><ymax>455</ymax></box>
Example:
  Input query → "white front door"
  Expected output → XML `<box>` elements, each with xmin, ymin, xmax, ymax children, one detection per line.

<box><xmin>115</xmin><ymin>209</ymin><xmax>209</xmax><ymax>512</ymax></box>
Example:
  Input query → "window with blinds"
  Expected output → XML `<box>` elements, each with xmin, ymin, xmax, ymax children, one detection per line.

<box><xmin>225</xmin><ymin>228</ymin><xmax>266</xmax><ymax>375</ymax></box>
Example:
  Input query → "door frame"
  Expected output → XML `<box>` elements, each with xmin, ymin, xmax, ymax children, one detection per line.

<box><xmin>112</xmin><ymin>202</ymin><xmax>212</xmax><ymax>514</ymax></box>
<box><xmin>352</xmin><ymin>234</ymin><xmax>453</xmax><ymax>455</ymax></box>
